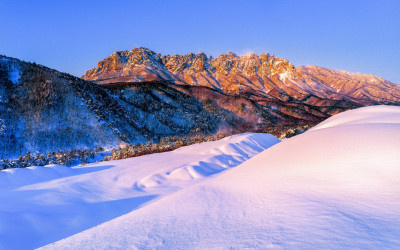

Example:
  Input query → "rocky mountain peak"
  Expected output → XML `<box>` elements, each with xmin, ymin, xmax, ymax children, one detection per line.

<box><xmin>83</xmin><ymin>48</ymin><xmax>299</xmax><ymax>84</ymax></box>
<box><xmin>83</xmin><ymin>48</ymin><xmax>400</xmax><ymax>106</ymax></box>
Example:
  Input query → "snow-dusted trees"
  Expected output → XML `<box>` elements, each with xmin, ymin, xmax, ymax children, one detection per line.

<box><xmin>103</xmin><ymin>133</ymin><xmax>228</xmax><ymax>162</ymax></box>
<box><xmin>0</xmin><ymin>148</ymin><xmax>102</xmax><ymax>170</ymax></box>
<box><xmin>0</xmin><ymin>57</ymin><xmax>119</xmax><ymax>158</ymax></box>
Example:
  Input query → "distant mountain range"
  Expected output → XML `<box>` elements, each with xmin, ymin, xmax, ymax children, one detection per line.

<box><xmin>1</xmin><ymin>48</ymin><xmax>399</xmax><ymax>157</ymax></box>
<box><xmin>84</xmin><ymin>47</ymin><xmax>400</xmax><ymax>106</ymax></box>
<box><xmin>83</xmin><ymin>48</ymin><xmax>400</xmax><ymax>133</ymax></box>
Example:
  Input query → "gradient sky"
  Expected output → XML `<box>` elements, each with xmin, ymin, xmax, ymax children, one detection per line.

<box><xmin>1</xmin><ymin>0</ymin><xmax>399</xmax><ymax>83</ymax></box>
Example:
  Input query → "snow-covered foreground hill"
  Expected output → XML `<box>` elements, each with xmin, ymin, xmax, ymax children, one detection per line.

<box><xmin>2</xmin><ymin>105</ymin><xmax>400</xmax><ymax>249</ymax></box>
<box><xmin>0</xmin><ymin>133</ymin><xmax>279</xmax><ymax>249</ymax></box>
<box><xmin>40</xmin><ymin>105</ymin><xmax>400</xmax><ymax>249</ymax></box>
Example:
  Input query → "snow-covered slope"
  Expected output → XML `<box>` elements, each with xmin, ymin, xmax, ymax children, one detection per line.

<box><xmin>0</xmin><ymin>133</ymin><xmax>279</xmax><ymax>249</ymax></box>
<box><xmin>310</xmin><ymin>105</ymin><xmax>400</xmax><ymax>131</ymax></box>
<box><xmin>43</xmin><ymin>105</ymin><xmax>400</xmax><ymax>249</ymax></box>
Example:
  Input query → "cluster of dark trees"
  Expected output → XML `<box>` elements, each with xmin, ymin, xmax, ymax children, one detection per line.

<box><xmin>0</xmin><ymin>122</ymin><xmax>314</xmax><ymax>170</ymax></box>
<box><xmin>0</xmin><ymin>133</ymin><xmax>230</xmax><ymax>170</ymax></box>
<box><xmin>103</xmin><ymin>133</ymin><xmax>228</xmax><ymax>161</ymax></box>
<box><xmin>0</xmin><ymin>147</ymin><xmax>103</xmax><ymax>170</ymax></box>
<box><xmin>264</xmin><ymin>124</ymin><xmax>314</xmax><ymax>139</ymax></box>
<box><xmin>0</xmin><ymin>57</ymin><xmax>120</xmax><ymax>158</ymax></box>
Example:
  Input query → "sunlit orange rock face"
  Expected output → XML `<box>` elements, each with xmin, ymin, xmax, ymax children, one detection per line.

<box><xmin>83</xmin><ymin>47</ymin><xmax>400</xmax><ymax>125</ymax></box>
<box><xmin>84</xmin><ymin>48</ymin><xmax>299</xmax><ymax>94</ymax></box>
<box><xmin>84</xmin><ymin>47</ymin><xmax>400</xmax><ymax>105</ymax></box>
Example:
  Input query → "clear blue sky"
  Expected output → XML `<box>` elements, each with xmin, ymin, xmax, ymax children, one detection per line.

<box><xmin>1</xmin><ymin>0</ymin><xmax>399</xmax><ymax>83</ymax></box>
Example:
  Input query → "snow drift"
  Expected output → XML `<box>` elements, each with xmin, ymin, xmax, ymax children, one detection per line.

<box><xmin>42</xmin><ymin>105</ymin><xmax>400</xmax><ymax>249</ymax></box>
<box><xmin>0</xmin><ymin>133</ymin><xmax>279</xmax><ymax>249</ymax></box>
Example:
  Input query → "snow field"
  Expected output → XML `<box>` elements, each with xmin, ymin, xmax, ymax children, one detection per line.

<box><xmin>0</xmin><ymin>133</ymin><xmax>279</xmax><ymax>249</ymax></box>
<box><xmin>43</xmin><ymin>105</ymin><xmax>400</xmax><ymax>249</ymax></box>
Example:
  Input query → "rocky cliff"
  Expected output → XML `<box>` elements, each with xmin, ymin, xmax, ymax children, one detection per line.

<box><xmin>84</xmin><ymin>47</ymin><xmax>400</xmax><ymax>108</ymax></box>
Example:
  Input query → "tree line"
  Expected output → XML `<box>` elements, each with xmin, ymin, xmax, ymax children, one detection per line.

<box><xmin>0</xmin><ymin>124</ymin><xmax>313</xmax><ymax>170</ymax></box>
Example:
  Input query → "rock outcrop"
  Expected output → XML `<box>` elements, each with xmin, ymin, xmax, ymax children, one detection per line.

<box><xmin>84</xmin><ymin>47</ymin><xmax>400</xmax><ymax>107</ymax></box>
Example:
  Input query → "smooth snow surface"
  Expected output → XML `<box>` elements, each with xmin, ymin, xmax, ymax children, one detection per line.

<box><xmin>311</xmin><ymin>105</ymin><xmax>400</xmax><ymax>131</ymax></box>
<box><xmin>42</xmin><ymin>105</ymin><xmax>400</xmax><ymax>249</ymax></box>
<box><xmin>0</xmin><ymin>133</ymin><xmax>279</xmax><ymax>249</ymax></box>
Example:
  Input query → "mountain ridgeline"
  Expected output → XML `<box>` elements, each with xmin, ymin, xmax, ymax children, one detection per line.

<box><xmin>1</xmin><ymin>47</ymin><xmax>399</xmax><ymax>158</ymax></box>
<box><xmin>83</xmin><ymin>48</ymin><xmax>400</xmax><ymax>135</ymax></box>
<box><xmin>84</xmin><ymin>47</ymin><xmax>400</xmax><ymax>107</ymax></box>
